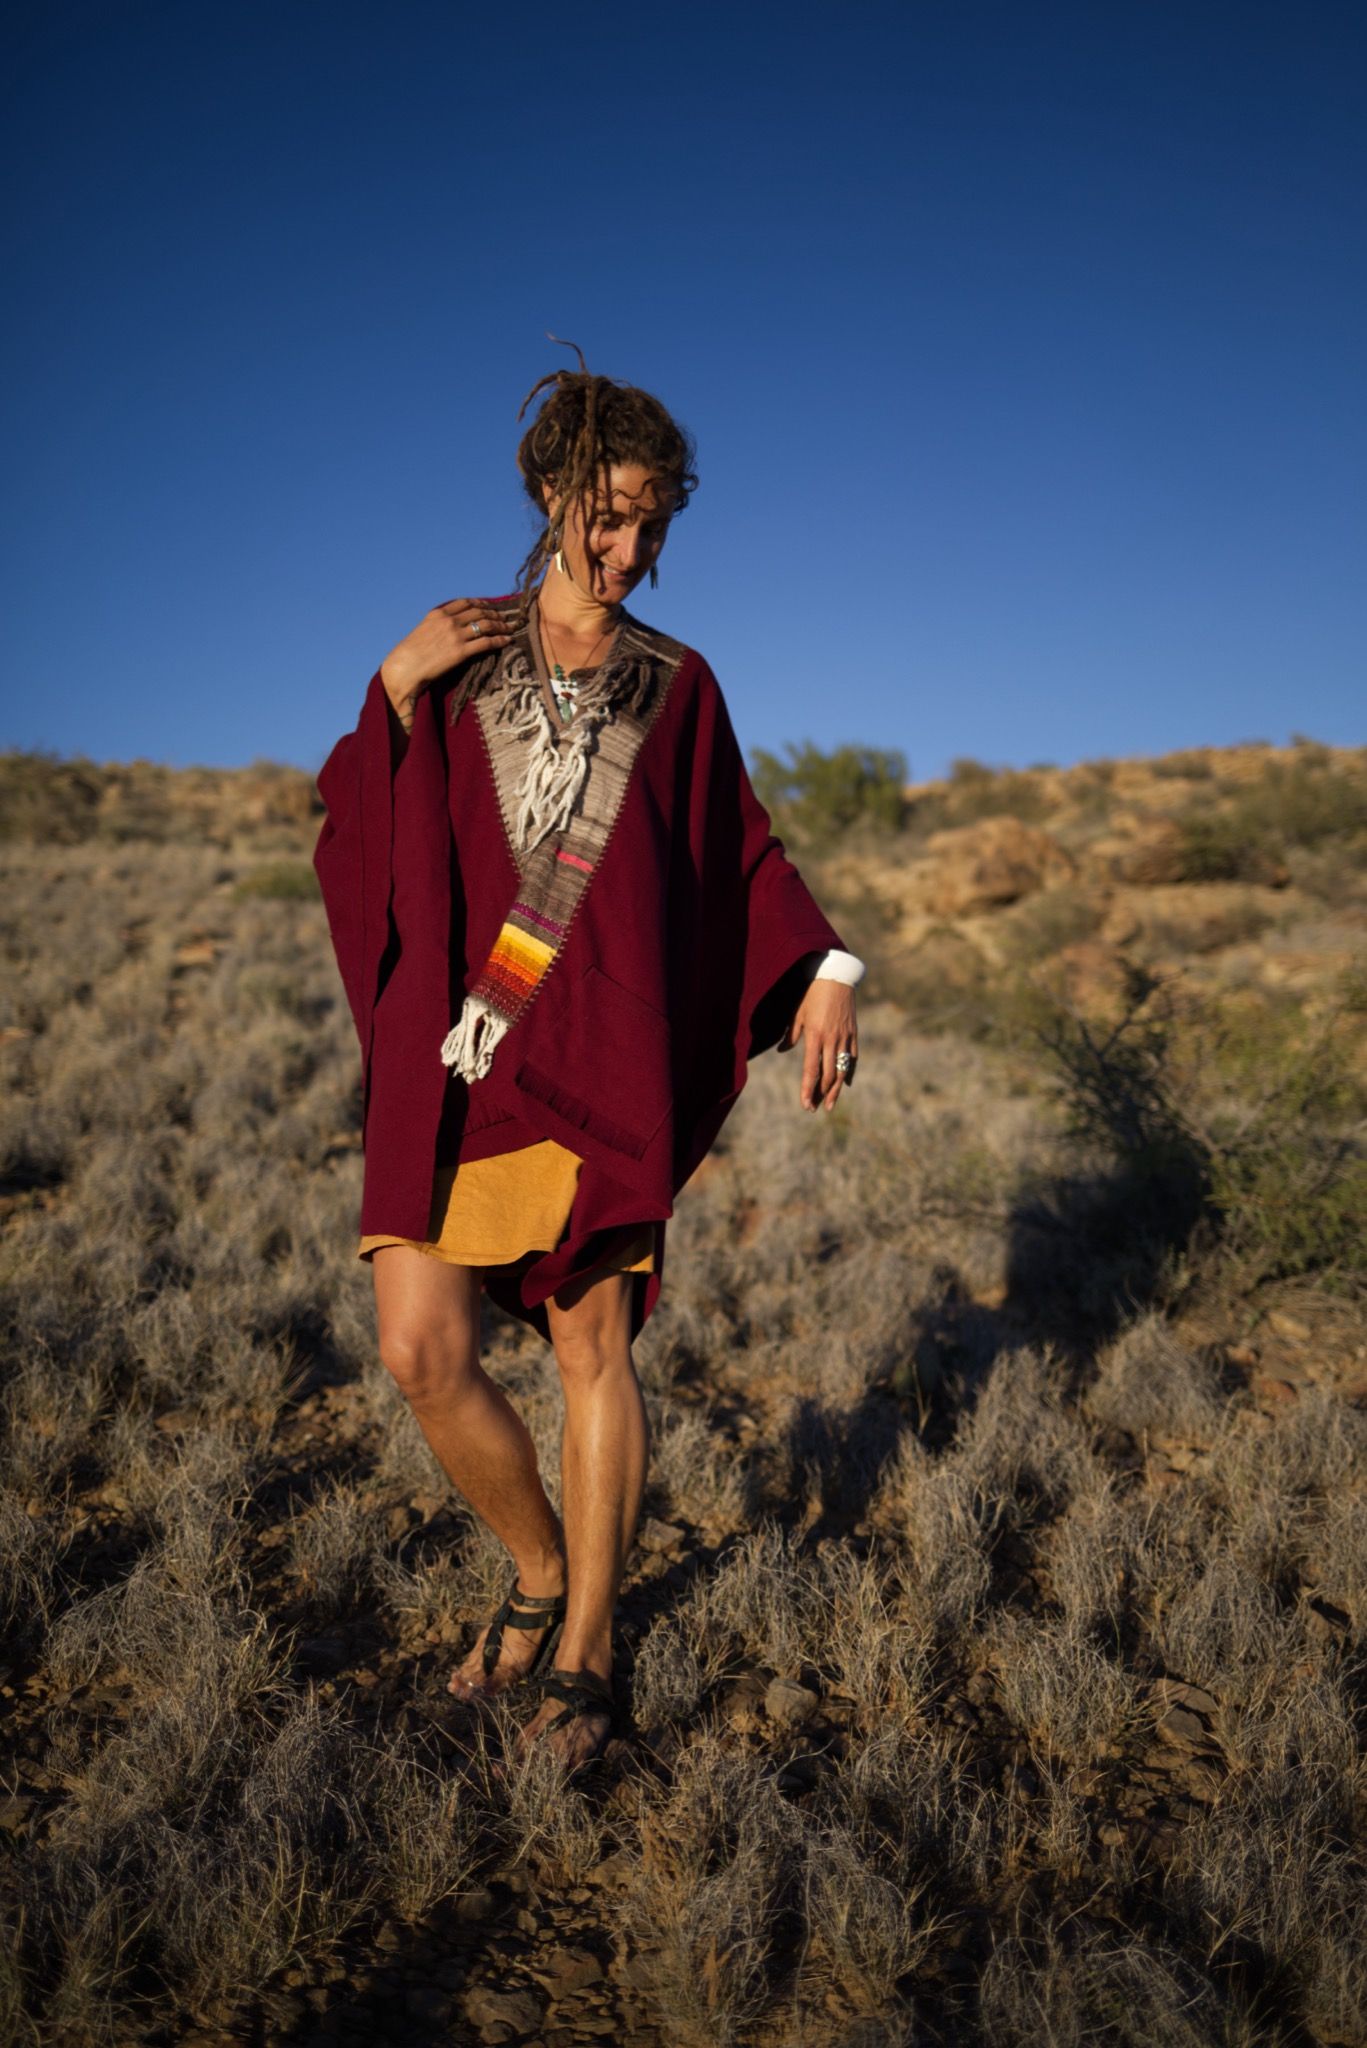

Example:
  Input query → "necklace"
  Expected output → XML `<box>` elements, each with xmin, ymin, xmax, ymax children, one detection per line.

<box><xmin>539</xmin><ymin>603</ymin><xmax>619</xmax><ymax>694</ymax></box>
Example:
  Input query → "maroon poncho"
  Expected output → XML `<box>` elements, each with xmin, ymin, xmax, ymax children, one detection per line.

<box><xmin>312</xmin><ymin>611</ymin><xmax>848</xmax><ymax>1343</ymax></box>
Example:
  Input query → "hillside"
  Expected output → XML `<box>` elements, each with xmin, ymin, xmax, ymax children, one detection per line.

<box><xmin>0</xmin><ymin>734</ymin><xmax>1364</xmax><ymax>2046</ymax></box>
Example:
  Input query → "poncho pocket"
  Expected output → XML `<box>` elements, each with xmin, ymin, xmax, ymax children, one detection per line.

<box><xmin>514</xmin><ymin>964</ymin><xmax>672</xmax><ymax>1162</ymax></box>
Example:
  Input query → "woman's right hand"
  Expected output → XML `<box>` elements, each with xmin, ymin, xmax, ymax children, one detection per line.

<box><xmin>380</xmin><ymin>598</ymin><xmax>522</xmax><ymax>722</ymax></box>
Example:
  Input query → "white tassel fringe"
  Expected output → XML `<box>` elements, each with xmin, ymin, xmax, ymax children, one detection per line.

<box><xmin>439</xmin><ymin>994</ymin><xmax>511</xmax><ymax>1081</ymax></box>
<box><xmin>439</xmin><ymin>677</ymin><xmax>607</xmax><ymax>1077</ymax></box>
<box><xmin>497</xmin><ymin>680</ymin><xmax>604</xmax><ymax>856</ymax></box>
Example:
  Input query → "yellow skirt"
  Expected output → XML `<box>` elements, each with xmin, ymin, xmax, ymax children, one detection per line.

<box><xmin>357</xmin><ymin>1137</ymin><xmax>656</xmax><ymax>1273</ymax></box>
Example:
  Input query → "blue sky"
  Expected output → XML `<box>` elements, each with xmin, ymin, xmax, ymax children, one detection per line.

<box><xmin>2</xmin><ymin>1</ymin><xmax>1363</xmax><ymax>782</ymax></box>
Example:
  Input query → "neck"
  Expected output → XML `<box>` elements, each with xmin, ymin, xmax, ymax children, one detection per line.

<box><xmin>535</xmin><ymin>555</ymin><xmax>620</xmax><ymax>646</ymax></box>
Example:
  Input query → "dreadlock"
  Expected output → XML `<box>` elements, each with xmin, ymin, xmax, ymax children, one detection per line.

<box><xmin>513</xmin><ymin>336</ymin><xmax>698</xmax><ymax>611</ymax></box>
<box><xmin>446</xmin><ymin>340</ymin><xmax>698</xmax><ymax>726</ymax></box>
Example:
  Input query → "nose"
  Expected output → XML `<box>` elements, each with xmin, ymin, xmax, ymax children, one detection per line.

<box><xmin>613</xmin><ymin>524</ymin><xmax>645</xmax><ymax>569</ymax></box>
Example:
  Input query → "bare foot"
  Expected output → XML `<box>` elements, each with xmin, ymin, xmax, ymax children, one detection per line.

<box><xmin>513</xmin><ymin>1674</ymin><xmax>614</xmax><ymax>1770</ymax></box>
<box><xmin>447</xmin><ymin>1577</ymin><xmax>566</xmax><ymax>1701</ymax></box>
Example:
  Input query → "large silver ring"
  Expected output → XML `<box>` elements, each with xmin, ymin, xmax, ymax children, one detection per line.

<box><xmin>469</xmin><ymin>621</ymin><xmax>484</xmax><ymax>637</ymax></box>
<box><xmin>835</xmin><ymin>1050</ymin><xmax>852</xmax><ymax>1072</ymax></box>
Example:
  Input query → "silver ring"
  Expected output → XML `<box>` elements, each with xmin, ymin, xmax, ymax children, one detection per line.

<box><xmin>469</xmin><ymin>621</ymin><xmax>484</xmax><ymax>637</ymax></box>
<box><xmin>835</xmin><ymin>1050</ymin><xmax>852</xmax><ymax>1072</ymax></box>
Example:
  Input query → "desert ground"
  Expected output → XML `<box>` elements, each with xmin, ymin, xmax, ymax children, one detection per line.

<box><xmin>1</xmin><ymin>734</ymin><xmax>1364</xmax><ymax>2047</ymax></box>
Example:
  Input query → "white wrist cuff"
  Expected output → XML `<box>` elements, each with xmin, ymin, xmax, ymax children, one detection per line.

<box><xmin>803</xmin><ymin>947</ymin><xmax>866</xmax><ymax>988</ymax></box>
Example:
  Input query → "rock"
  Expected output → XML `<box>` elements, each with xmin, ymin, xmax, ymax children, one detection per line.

<box><xmin>720</xmin><ymin>1671</ymin><xmax>768</xmax><ymax>1729</ymax></box>
<box><xmin>764</xmin><ymin>1677</ymin><xmax>820</xmax><ymax>1727</ymax></box>
<box><xmin>1100</xmin><ymin>880</ymin><xmax>1285</xmax><ymax>953</ymax></box>
<box><xmin>918</xmin><ymin>818</ymin><xmax>1078</xmax><ymax>918</ymax></box>
<box><xmin>637</xmin><ymin>1517</ymin><xmax>685</xmax><ymax>1554</ymax></box>
<box><xmin>1156</xmin><ymin>1704</ymin><xmax>1208</xmax><ymax>1750</ymax></box>
<box><xmin>450</xmin><ymin>1885</ymin><xmax>497</xmax><ymax>1923</ymax></box>
<box><xmin>0</xmin><ymin>1797</ymin><xmax>33</xmax><ymax>1833</ymax></box>
<box><xmin>1110</xmin><ymin>820</ymin><xmax>1191</xmax><ymax>886</ymax></box>
<box><xmin>1266</xmin><ymin>1309</ymin><xmax>1311</xmax><ymax>1342</ymax></box>
<box><xmin>173</xmin><ymin>938</ymin><xmax>223</xmax><ymax>968</ymax></box>
<box><xmin>1165</xmin><ymin>1754</ymin><xmax>1224</xmax><ymax>1801</ymax></box>
<box><xmin>964</xmin><ymin>1667</ymin><xmax>997</xmax><ymax>1708</ymax></box>
<box><xmin>1160</xmin><ymin>1679</ymin><xmax>1219</xmax><ymax>1719</ymax></box>
<box><xmin>461</xmin><ymin>1984</ymin><xmax>543</xmax><ymax>2034</ymax></box>
<box><xmin>1113</xmin><ymin>820</ymin><xmax>1287</xmax><ymax>889</ymax></box>
<box><xmin>1254</xmin><ymin>1375</ymin><xmax>1300</xmax><ymax>1405</ymax></box>
<box><xmin>528</xmin><ymin>1947</ymin><xmax>605</xmax><ymax>1996</ymax></box>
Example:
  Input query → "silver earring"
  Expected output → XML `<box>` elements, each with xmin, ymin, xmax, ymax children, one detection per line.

<box><xmin>555</xmin><ymin>548</ymin><xmax>567</xmax><ymax>575</ymax></box>
<box><xmin>649</xmin><ymin>564</ymin><xmax>659</xmax><ymax>589</ymax></box>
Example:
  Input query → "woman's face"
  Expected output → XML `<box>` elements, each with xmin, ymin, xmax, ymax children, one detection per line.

<box><xmin>546</xmin><ymin>462</ymin><xmax>676</xmax><ymax>605</ymax></box>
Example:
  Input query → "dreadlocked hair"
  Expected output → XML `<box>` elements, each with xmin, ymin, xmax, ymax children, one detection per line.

<box><xmin>514</xmin><ymin>346</ymin><xmax>697</xmax><ymax>603</ymax></box>
<box><xmin>445</xmin><ymin>340</ymin><xmax>698</xmax><ymax>726</ymax></box>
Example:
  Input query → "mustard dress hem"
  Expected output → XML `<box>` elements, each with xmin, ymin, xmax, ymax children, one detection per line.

<box><xmin>357</xmin><ymin>1137</ymin><xmax>655</xmax><ymax>1275</ymax></box>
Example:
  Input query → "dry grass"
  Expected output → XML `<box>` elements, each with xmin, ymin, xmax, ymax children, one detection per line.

<box><xmin>0</xmin><ymin>764</ymin><xmax>1363</xmax><ymax>2046</ymax></box>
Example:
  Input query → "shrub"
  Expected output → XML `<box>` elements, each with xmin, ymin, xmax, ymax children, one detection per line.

<box><xmin>749</xmin><ymin>740</ymin><xmax>909</xmax><ymax>844</ymax></box>
<box><xmin>1198</xmin><ymin>1001</ymin><xmax>1367</xmax><ymax>1294</ymax></box>
<box><xmin>1030</xmin><ymin>972</ymin><xmax>1367</xmax><ymax>1300</ymax></box>
<box><xmin>1174</xmin><ymin>755</ymin><xmax>1367</xmax><ymax>882</ymax></box>
<box><xmin>909</xmin><ymin>758</ymin><xmax>1053</xmax><ymax>832</ymax></box>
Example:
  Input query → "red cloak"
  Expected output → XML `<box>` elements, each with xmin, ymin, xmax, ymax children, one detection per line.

<box><xmin>312</xmin><ymin>618</ymin><xmax>848</xmax><ymax>1343</ymax></box>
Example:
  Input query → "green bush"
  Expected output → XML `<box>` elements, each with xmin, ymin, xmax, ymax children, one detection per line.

<box><xmin>749</xmin><ymin>740</ymin><xmax>909</xmax><ymax>845</ymax></box>
<box><xmin>909</xmin><ymin>758</ymin><xmax>1053</xmax><ymax>831</ymax></box>
<box><xmin>1174</xmin><ymin>756</ymin><xmax>1367</xmax><ymax>882</ymax></box>
<box><xmin>1032</xmin><ymin>974</ymin><xmax>1367</xmax><ymax>1301</ymax></box>
<box><xmin>1199</xmin><ymin>1001</ymin><xmax>1367</xmax><ymax>1293</ymax></box>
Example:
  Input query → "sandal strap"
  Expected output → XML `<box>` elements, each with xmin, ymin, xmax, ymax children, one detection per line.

<box><xmin>481</xmin><ymin>1575</ymin><xmax>568</xmax><ymax>1674</ymax></box>
<box><xmin>529</xmin><ymin>1665</ymin><xmax>617</xmax><ymax>1732</ymax></box>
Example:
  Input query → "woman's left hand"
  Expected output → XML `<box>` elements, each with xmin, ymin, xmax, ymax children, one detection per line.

<box><xmin>779</xmin><ymin>980</ymin><xmax>858</xmax><ymax>1113</ymax></box>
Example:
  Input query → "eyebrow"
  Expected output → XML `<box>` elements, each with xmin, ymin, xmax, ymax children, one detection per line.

<box><xmin>598</xmin><ymin>499</ymin><xmax>674</xmax><ymax>520</ymax></box>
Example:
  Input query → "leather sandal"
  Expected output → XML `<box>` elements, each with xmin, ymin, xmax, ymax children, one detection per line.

<box><xmin>447</xmin><ymin>1571</ymin><xmax>567</xmax><ymax>1697</ymax></box>
<box><xmin>520</xmin><ymin>1665</ymin><xmax>618</xmax><ymax>1774</ymax></box>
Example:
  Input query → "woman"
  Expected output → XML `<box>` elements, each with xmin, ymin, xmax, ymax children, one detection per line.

<box><xmin>312</xmin><ymin>355</ymin><xmax>864</xmax><ymax>1772</ymax></box>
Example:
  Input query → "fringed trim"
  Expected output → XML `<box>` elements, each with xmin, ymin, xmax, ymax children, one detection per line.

<box><xmin>494</xmin><ymin>678</ymin><xmax>609</xmax><ymax>857</ymax></box>
<box><xmin>439</xmin><ymin>993</ymin><xmax>512</xmax><ymax>1081</ymax></box>
<box><xmin>437</xmin><ymin>613</ymin><xmax>685</xmax><ymax>1085</ymax></box>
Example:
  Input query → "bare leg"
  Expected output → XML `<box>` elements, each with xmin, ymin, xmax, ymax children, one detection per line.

<box><xmin>515</xmin><ymin>1264</ymin><xmax>648</xmax><ymax>1767</ymax></box>
<box><xmin>370</xmin><ymin>1246</ymin><xmax>566</xmax><ymax>1694</ymax></box>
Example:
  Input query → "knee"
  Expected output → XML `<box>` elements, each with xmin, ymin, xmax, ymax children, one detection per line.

<box><xmin>378</xmin><ymin>1317</ymin><xmax>480</xmax><ymax>1406</ymax></box>
<box><xmin>553</xmin><ymin>1323</ymin><xmax>635</xmax><ymax>1394</ymax></box>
